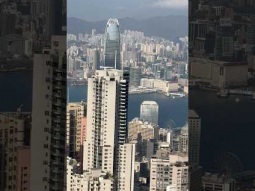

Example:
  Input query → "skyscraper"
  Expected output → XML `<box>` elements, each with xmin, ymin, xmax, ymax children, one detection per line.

<box><xmin>66</xmin><ymin>102</ymin><xmax>86</xmax><ymax>161</ymax></box>
<box><xmin>83</xmin><ymin>68</ymin><xmax>135</xmax><ymax>190</ymax></box>
<box><xmin>129</xmin><ymin>66</ymin><xmax>141</xmax><ymax>87</ymax></box>
<box><xmin>188</xmin><ymin>110</ymin><xmax>203</xmax><ymax>191</ymax></box>
<box><xmin>104</xmin><ymin>18</ymin><xmax>121</xmax><ymax>69</ymax></box>
<box><xmin>140</xmin><ymin>101</ymin><xmax>159</xmax><ymax>125</ymax></box>
<box><xmin>188</xmin><ymin>110</ymin><xmax>201</xmax><ymax>167</ymax></box>
<box><xmin>0</xmin><ymin>113</ymin><xmax>31</xmax><ymax>191</ymax></box>
<box><xmin>92</xmin><ymin>49</ymin><xmax>100</xmax><ymax>72</ymax></box>
<box><xmin>30</xmin><ymin>35</ymin><xmax>67</xmax><ymax>191</ymax></box>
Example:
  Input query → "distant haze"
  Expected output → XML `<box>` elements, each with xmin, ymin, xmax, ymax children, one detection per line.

<box><xmin>67</xmin><ymin>0</ymin><xmax>188</xmax><ymax>21</ymax></box>
<box><xmin>67</xmin><ymin>16</ymin><xmax>188</xmax><ymax>41</ymax></box>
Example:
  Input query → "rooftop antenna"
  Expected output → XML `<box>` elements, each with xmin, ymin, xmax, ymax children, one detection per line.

<box><xmin>115</xmin><ymin>50</ymin><xmax>117</xmax><ymax>69</ymax></box>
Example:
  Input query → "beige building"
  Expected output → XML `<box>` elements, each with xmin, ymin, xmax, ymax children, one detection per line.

<box><xmin>140</xmin><ymin>78</ymin><xmax>154</xmax><ymax>88</ymax></box>
<box><xmin>150</xmin><ymin>153</ymin><xmax>189</xmax><ymax>191</ymax></box>
<box><xmin>153</xmin><ymin>79</ymin><xmax>179</xmax><ymax>93</ymax></box>
<box><xmin>190</xmin><ymin>57</ymin><xmax>213</xmax><ymax>80</ymax></box>
<box><xmin>17</xmin><ymin>147</ymin><xmax>31</xmax><ymax>191</ymax></box>
<box><xmin>183</xmin><ymin>86</ymin><xmax>188</xmax><ymax>94</ymax></box>
<box><xmin>128</xmin><ymin>118</ymin><xmax>159</xmax><ymax>141</ymax></box>
<box><xmin>0</xmin><ymin>112</ymin><xmax>31</xmax><ymax>191</ymax></box>
<box><xmin>202</xmin><ymin>173</ymin><xmax>236</xmax><ymax>191</ymax></box>
<box><xmin>190</xmin><ymin>57</ymin><xmax>248</xmax><ymax>88</ymax></box>
<box><xmin>211</xmin><ymin>61</ymin><xmax>247</xmax><ymax>88</ymax></box>
<box><xmin>66</xmin><ymin>102</ymin><xmax>86</xmax><ymax>159</ymax></box>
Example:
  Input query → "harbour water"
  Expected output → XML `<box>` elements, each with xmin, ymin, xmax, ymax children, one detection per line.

<box><xmin>0</xmin><ymin>70</ymin><xmax>33</xmax><ymax>112</ymax></box>
<box><xmin>0</xmin><ymin>71</ymin><xmax>188</xmax><ymax>128</ymax></box>
<box><xmin>190</xmin><ymin>88</ymin><xmax>255</xmax><ymax>171</ymax></box>
<box><xmin>68</xmin><ymin>84</ymin><xmax>188</xmax><ymax>128</ymax></box>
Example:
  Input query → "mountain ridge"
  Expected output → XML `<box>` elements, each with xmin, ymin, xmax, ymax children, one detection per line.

<box><xmin>67</xmin><ymin>15</ymin><xmax>188</xmax><ymax>41</ymax></box>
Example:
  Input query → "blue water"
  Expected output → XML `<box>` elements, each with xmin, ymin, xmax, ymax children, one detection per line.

<box><xmin>0</xmin><ymin>71</ymin><xmax>188</xmax><ymax>128</ymax></box>
<box><xmin>190</xmin><ymin>88</ymin><xmax>255</xmax><ymax>171</ymax></box>
<box><xmin>0</xmin><ymin>70</ymin><xmax>33</xmax><ymax>112</ymax></box>
<box><xmin>68</xmin><ymin>84</ymin><xmax>188</xmax><ymax>128</ymax></box>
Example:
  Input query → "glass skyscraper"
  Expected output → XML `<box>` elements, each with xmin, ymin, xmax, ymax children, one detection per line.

<box><xmin>104</xmin><ymin>18</ymin><xmax>121</xmax><ymax>69</ymax></box>
<box><xmin>140</xmin><ymin>101</ymin><xmax>159</xmax><ymax>125</ymax></box>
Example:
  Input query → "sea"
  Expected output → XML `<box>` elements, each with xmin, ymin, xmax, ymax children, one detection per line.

<box><xmin>68</xmin><ymin>83</ymin><xmax>188</xmax><ymax>128</ymax></box>
<box><xmin>1</xmin><ymin>71</ymin><xmax>255</xmax><ymax>171</ymax></box>
<box><xmin>190</xmin><ymin>88</ymin><xmax>255</xmax><ymax>171</ymax></box>
<box><xmin>0</xmin><ymin>71</ymin><xmax>188</xmax><ymax>129</ymax></box>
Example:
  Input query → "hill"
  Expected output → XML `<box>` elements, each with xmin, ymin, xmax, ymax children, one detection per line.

<box><xmin>67</xmin><ymin>15</ymin><xmax>188</xmax><ymax>41</ymax></box>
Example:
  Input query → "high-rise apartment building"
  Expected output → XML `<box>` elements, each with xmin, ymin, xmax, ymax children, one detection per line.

<box><xmin>83</xmin><ymin>68</ymin><xmax>135</xmax><ymax>191</ymax></box>
<box><xmin>179</xmin><ymin>123</ymin><xmax>188</xmax><ymax>154</ymax></box>
<box><xmin>66</xmin><ymin>102</ymin><xmax>86</xmax><ymax>160</ymax></box>
<box><xmin>30</xmin><ymin>35</ymin><xmax>66</xmax><ymax>191</ymax></box>
<box><xmin>92</xmin><ymin>49</ymin><xmax>101</xmax><ymax>72</ymax></box>
<box><xmin>0</xmin><ymin>113</ymin><xmax>31</xmax><ymax>191</ymax></box>
<box><xmin>104</xmin><ymin>18</ymin><xmax>121</xmax><ymax>69</ymax></box>
<box><xmin>188</xmin><ymin>110</ymin><xmax>201</xmax><ymax>167</ymax></box>
<box><xmin>67</xmin><ymin>157</ymin><xmax>113</xmax><ymax>191</ymax></box>
<box><xmin>150</xmin><ymin>153</ymin><xmax>189</xmax><ymax>191</ymax></box>
<box><xmin>188</xmin><ymin>110</ymin><xmax>202</xmax><ymax>191</ymax></box>
<box><xmin>202</xmin><ymin>173</ymin><xmax>236</xmax><ymax>191</ymax></box>
<box><xmin>128</xmin><ymin>118</ymin><xmax>159</xmax><ymax>141</ymax></box>
<box><xmin>129</xmin><ymin>67</ymin><xmax>141</xmax><ymax>87</ymax></box>
<box><xmin>118</xmin><ymin>143</ymin><xmax>136</xmax><ymax>191</ymax></box>
<box><xmin>140</xmin><ymin>101</ymin><xmax>159</xmax><ymax>125</ymax></box>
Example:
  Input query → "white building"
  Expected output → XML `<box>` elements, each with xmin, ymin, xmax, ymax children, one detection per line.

<box><xmin>140</xmin><ymin>78</ymin><xmax>154</xmax><ymax>88</ymax></box>
<box><xmin>140</xmin><ymin>101</ymin><xmax>159</xmax><ymax>125</ymax></box>
<box><xmin>179</xmin><ymin>123</ymin><xmax>188</xmax><ymax>154</ymax></box>
<box><xmin>118</xmin><ymin>144</ymin><xmax>136</xmax><ymax>191</ymax></box>
<box><xmin>30</xmin><ymin>35</ymin><xmax>66</xmax><ymax>191</ymax></box>
<box><xmin>66</xmin><ymin>157</ymin><xmax>113</xmax><ymax>191</ymax></box>
<box><xmin>84</xmin><ymin>68</ymin><xmax>135</xmax><ymax>191</ymax></box>
<box><xmin>150</xmin><ymin>153</ymin><xmax>189</xmax><ymax>191</ymax></box>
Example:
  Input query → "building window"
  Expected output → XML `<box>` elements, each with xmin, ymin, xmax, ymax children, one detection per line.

<box><xmin>53</xmin><ymin>41</ymin><xmax>59</xmax><ymax>47</ymax></box>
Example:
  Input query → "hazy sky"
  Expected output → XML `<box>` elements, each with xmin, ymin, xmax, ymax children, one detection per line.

<box><xmin>67</xmin><ymin>0</ymin><xmax>188</xmax><ymax>21</ymax></box>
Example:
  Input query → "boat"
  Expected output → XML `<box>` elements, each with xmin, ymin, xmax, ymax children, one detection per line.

<box><xmin>217</xmin><ymin>89</ymin><xmax>229</xmax><ymax>98</ymax></box>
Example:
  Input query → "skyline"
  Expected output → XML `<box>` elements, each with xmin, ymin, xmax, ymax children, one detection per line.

<box><xmin>67</xmin><ymin>0</ymin><xmax>188</xmax><ymax>21</ymax></box>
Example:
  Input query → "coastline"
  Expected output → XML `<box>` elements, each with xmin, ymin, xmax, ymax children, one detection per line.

<box><xmin>0</xmin><ymin>68</ymin><xmax>33</xmax><ymax>73</ymax></box>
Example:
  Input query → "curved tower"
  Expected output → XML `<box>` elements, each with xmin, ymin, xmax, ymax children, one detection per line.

<box><xmin>104</xmin><ymin>18</ymin><xmax>121</xmax><ymax>69</ymax></box>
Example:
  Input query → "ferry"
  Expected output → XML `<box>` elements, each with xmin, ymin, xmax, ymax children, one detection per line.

<box><xmin>166</xmin><ymin>92</ymin><xmax>185</xmax><ymax>98</ymax></box>
<box><xmin>129</xmin><ymin>89</ymin><xmax>156</xmax><ymax>94</ymax></box>
<box><xmin>217</xmin><ymin>89</ymin><xmax>229</xmax><ymax>98</ymax></box>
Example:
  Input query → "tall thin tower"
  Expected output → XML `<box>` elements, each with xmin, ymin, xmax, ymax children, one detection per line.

<box><xmin>104</xmin><ymin>18</ymin><xmax>121</xmax><ymax>69</ymax></box>
<box><xmin>83</xmin><ymin>68</ymin><xmax>135</xmax><ymax>191</ymax></box>
<box><xmin>30</xmin><ymin>36</ymin><xmax>67</xmax><ymax>191</ymax></box>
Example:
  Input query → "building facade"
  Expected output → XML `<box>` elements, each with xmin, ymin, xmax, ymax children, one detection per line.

<box><xmin>30</xmin><ymin>35</ymin><xmax>67</xmax><ymax>191</ymax></box>
<box><xmin>140</xmin><ymin>101</ymin><xmax>159</xmax><ymax>125</ymax></box>
<box><xmin>104</xmin><ymin>18</ymin><xmax>121</xmax><ymax>69</ymax></box>
<box><xmin>0</xmin><ymin>113</ymin><xmax>31</xmax><ymax>191</ymax></box>
<box><xmin>66</xmin><ymin>102</ymin><xmax>86</xmax><ymax>160</ymax></box>
<box><xmin>83</xmin><ymin>68</ymin><xmax>135</xmax><ymax>191</ymax></box>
